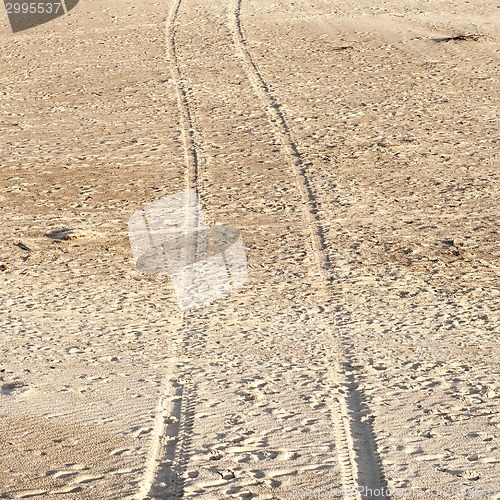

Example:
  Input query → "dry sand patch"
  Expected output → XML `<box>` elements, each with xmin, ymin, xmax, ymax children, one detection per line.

<box><xmin>1</xmin><ymin>0</ymin><xmax>498</xmax><ymax>498</ymax></box>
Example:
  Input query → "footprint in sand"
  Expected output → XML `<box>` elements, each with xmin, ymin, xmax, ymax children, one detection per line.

<box><xmin>109</xmin><ymin>447</ymin><xmax>133</xmax><ymax>456</ymax></box>
<box><xmin>277</xmin><ymin>450</ymin><xmax>300</xmax><ymax>461</ymax></box>
<box><xmin>72</xmin><ymin>474</ymin><xmax>105</xmax><ymax>484</ymax></box>
<box><xmin>51</xmin><ymin>470</ymin><xmax>79</xmax><ymax>479</ymax></box>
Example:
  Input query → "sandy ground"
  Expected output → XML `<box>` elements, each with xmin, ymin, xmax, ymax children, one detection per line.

<box><xmin>0</xmin><ymin>0</ymin><xmax>499</xmax><ymax>498</ymax></box>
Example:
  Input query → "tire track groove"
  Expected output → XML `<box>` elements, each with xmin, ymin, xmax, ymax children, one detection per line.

<box><xmin>165</xmin><ymin>0</ymin><xmax>200</xmax><ymax>191</ymax></box>
<box><xmin>230</xmin><ymin>1</ymin><xmax>389</xmax><ymax>498</ymax></box>
<box><xmin>136</xmin><ymin>0</ymin><xmax>202</xmax><ymax>497</ymax></box>
<box><xmin>230</xmin><ymin>0</ymin><xmax>330</xmax><ymax>283</ymax></box>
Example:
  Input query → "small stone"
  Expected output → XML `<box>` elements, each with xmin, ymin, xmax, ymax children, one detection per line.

<box><xmin>377</xmin><ymin>137</ymin><xmax>395</xmax><ymax>147</ymax></box>
<box><xmin>46</xmin><ymin>229</ymin><xmax>89</xmax><ymax>241</ymax></box>
<box><xmin>461</xmin><ymin>470</ymin><xmax>480</xmax><ymax>481</ymax></box>
<box><xmin>15</xmin><ymin>242</ymin><xmax>31</xmax><ymax>251</ymax></box>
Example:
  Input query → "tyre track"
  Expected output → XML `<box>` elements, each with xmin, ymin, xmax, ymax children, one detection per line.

<box><xmin>136</xmin><ymin>0</ymin><xmax>202</xmax><ymax>497</ymax></box>
<box><xmin>139</xmin><ymin>377</ymin><xmax>197</xmax><ymax>499</ymax></box>
<box><xmin>165</xmin><ymin>0</ymin><xmax>201</xmax><ymax>191</ymax></box>
<box><xmin>230</xmin><ymin>1</ymin><xmax>389</xmax><ymax>498</ymax></box>
<box><xmin>136</xmin><ymin>370</ymin><xmax>183</xmax><ymax>499</ymax></box>
<box><xmin>230</xmin><ymin>0</ymin><xmax>330</xmax><ymax>284</ymax></box>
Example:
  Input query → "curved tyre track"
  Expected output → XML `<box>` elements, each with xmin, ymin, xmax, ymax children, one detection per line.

<box><xmin>230</xmin><ymin>1</ymin><xmax>389</xmax><ymax>498</ymax></box>
<box><xmin>136</xmin><ymin>0</ymin><xmax>202</xmax><ymax>498</ymax></box>
<box><xmin>230</xmin><ymin>0</ymin><xmax>329</xmax><ymax>284</ymax></box>
<box><xmin>141</xmin><ymin>0</ymin><xmax>389</xmax><ymax>497</ymax></box>
<box><xmin>164</xmin><ymin>0</ymin><xmax>201</xmax><ymax>190</ymax></box>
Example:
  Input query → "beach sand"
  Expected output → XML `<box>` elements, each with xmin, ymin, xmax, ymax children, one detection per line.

<box><xmin>1</xmin><ymin>0</ymin><xmax>499</xmax><ymax>498</ymax></box>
